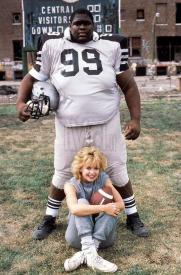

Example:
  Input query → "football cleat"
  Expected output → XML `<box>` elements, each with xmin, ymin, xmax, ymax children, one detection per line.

<box><xmin>26</xmin><ymin>81</ymin><xmax>59</xmax><ymax>119</ymax></box>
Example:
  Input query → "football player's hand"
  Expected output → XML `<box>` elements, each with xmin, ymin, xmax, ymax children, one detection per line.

<box><xmin>124</xmin><ymin>119</ymin><xmax>140</xmax><ymax>140</ymax></box>
<box><xmin>17</xmin><ymin>102</ymin><xmax>31</xmax><ymax>122</ymax></box>
<box><xmin>103</xmin><ymin>203</ymin><xmax>121</xmax><ymax>217</ymax></box>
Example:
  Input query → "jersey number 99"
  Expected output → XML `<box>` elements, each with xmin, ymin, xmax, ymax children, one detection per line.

<box><xmin>61</xmin><ymin>49</ymin><xmax>103</xmax><ymax>77</ymax></box>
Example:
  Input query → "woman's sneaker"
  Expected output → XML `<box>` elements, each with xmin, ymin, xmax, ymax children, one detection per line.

<box><xmin>85</xmin><ymin>248</ymin><xmax>118</xmax><ymax>273</ymax></box>
<box><xmin>64</xmin><ymin>251</ymin><xmax>85</xmax><ymax>272</ymax></box>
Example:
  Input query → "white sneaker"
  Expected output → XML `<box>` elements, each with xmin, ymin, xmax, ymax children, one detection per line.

<box><xmin>64</xmin><ymin>251</ymin><xmax>85</xmax><ymax>272</ymax></box>
<box><xmin>86</xmin><ymin>249</ymin><xmax>118</xmax><ymax>273</ymax></box>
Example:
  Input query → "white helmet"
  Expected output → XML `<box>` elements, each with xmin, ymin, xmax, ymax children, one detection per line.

<box><xmin>26</xmin><ymin>81</ymin><xmax>59</xmax><ymax>119</ymax></box>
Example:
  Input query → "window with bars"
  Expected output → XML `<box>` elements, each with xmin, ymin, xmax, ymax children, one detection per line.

<box><xmin>176</xmin><ymin>3</ymin><xmax>181</xmax><ymax>23</ymax></box>
<box><xmin>120</xmin><ymin>9</ymin><xmax>126</xmax><ymax>20</ymax></box>
<box><xmin>156</xmin><ymin>3</ymin><xmax>167</xmax><ymax>24</ymax></box>
<box><xmin>12</xmin><ymin>13</ymin><xmax>21</xmax><ymax>24</ymax></box>
<box><xmin>129</xmin><ymin>37</ymin><xmax>142</xmax><ymax>57</ymax></box>
<box><xmin>13</xmin><ymin>40</ymin><xmax>23</xmax><ymax>61</ymax></box>
<box><xmin>137</xmin><ymin>9</ymin><xmax>144</xmax><ymax>20</ymax></box>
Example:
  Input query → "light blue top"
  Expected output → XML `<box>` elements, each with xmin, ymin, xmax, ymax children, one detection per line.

<box><xmin>68</xmin><ymin>172</ymin><xmax>109</xmax><ymax>202</ymax></box>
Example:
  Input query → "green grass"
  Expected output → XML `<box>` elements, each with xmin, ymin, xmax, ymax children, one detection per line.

<box><xmin>0</xmin><ymin>104</ymin><xmax>16</xmax><ymax>115</ymax></box>
<box><xmin>0</xmin><ymin>247</ymin><xmax>19</xmax><ymax>272</ymax></box>
<box><xmin>0</xmin><ymin>99</ymin><xmax>180</xmax><ymax>274</ymax></box>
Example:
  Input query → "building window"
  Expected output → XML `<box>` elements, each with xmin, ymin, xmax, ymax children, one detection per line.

<box><xmin>129</xmin><ymin>37</ymin><xmax>142</xmax><ymax>57</ymax></box>
<box><xmin>13</xmin><ymin>40</ymin><xmax>23</xmax><ymax>61</ymax></box>
<box><xmin>176</xmin><ymin>3</ymin><xmax>181</xmax><ymax>23</ymax></box>
<box><xmin>137</xmin><ymin>9</ymin><xmax>144</xmax><ymax>20</ymax></box>
<box><xmin>12</xmin><ymin>13</ymin><xmax>21</xmax><ymax>24</ymax></box>
<box><xmin>121</xmin><ymin>9</ymin><xmax>126</xmax><ymax>21</ymax></box>
<box><xmin>156</xmin><ymin>3</ymin><xmax>167</xmax><ymax>24</ymax></box>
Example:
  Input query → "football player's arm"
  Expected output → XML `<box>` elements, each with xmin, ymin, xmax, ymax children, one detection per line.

<box><xmin>116</xmin><ymin>69</ymin><xmax>141</xmax><ymax>140</ymax></box>
<box><xmin>16</xmin><ymin>73</ymin><xmax>36</xmax><ymax>122</ymax></box>
<box><xmin>104</xmin><ymin>179</ymin><xmax>125</xmax><ymax>212</ymax></box>
<box><xmin>64</xmin><ymin>183</ymin><xmax>119</xmax><ymax>217</ymax></box>
<box><xmin>16</xmin><ymin>39</ymin><xmax>51</xmax><ymax>122</ymax></box>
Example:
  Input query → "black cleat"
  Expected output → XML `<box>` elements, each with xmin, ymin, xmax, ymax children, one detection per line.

<box><xmin>126</xmin><ymin>213</ymin><xmax>150</xmax><ymax>237</ymax></box>
<box><xmin>32</xmin><ymin>215</ymin><xmax>56</xmax><ymax>240</ymax></box>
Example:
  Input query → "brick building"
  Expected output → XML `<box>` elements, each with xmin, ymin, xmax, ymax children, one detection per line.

<box><xmin>0</xmin><ymin>0</ymin><xmax>22</xmax><ymax>80</ymax></box>
<box><xmin>121</xmin><ymin>0</ymin><xmax>181</xmax><ymax>75</ymax></box>
<box><xmin>0</xmin><ymin>0</ymin><xmax>181</xmax><ymax>79</ymax></box>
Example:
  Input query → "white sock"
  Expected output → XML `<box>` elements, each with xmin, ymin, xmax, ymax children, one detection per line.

<box><xmin>81</xmin><ymin>235</ymin><xmax>97</xmax><ymax>255</ymax></box>
<box><xmin>123</xmin><ymin>195</ymin><xmax>137</xmax><ymax>215</ymax></box>
<box><xmin>93</xmin><ymin>238</ymin><xmax>100</xmax><ymax>250</ymax></box>
<box><xmin>45</xmin><ymin>196</ymin><xmax>61</xmax><ymax>217</ymax></box>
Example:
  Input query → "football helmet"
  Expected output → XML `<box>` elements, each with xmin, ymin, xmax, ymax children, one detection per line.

<box><xmin>26</xmin><ymin>81</ymin><xmax>59</xmax><ymax>119</ymax></box>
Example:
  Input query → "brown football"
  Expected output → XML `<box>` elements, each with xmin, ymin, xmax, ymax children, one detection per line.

<box><xmin>90</xmin><ymin>186</ymin><xmax>114</xmax><ymax>205</ymax></box>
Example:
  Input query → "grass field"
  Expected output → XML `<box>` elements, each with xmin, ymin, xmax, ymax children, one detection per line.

<box><xmin>0</xmin><ymin>98</ymin><xmax>181</xmax><ymax>274</ymax></box>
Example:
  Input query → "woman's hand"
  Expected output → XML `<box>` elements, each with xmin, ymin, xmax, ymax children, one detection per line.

<box><xmin>103</xmin><ymin>202</ymin><xmax>122</xmax><ymax>217</ymax></box>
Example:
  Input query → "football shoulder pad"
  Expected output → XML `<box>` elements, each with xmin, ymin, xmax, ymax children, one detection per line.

<box><xmin>100</xmin><ymin>33</ymin><xmax>129</xmax><ymax>73</ymax></box>
<box><xmin>100</xmin><ymin>33</ymin><xmax>128</xmax><ymax>49</ymax></box>
<box><xmin>37</xmin><ymin>33</ymin><xmax>63</xmax><ymax>51</ymax></box>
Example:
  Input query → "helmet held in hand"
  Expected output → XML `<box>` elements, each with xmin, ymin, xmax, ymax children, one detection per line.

<box><xmin>27</xmin><ymin>81</ymin><xmax>59</xmax><ymax>119</ymax></box>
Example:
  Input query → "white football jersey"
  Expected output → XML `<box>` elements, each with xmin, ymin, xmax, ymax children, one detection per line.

<box><xmin>29</xmin><ymin>34</ymin><xmax>129</xmax><ymax>127</ymax></box>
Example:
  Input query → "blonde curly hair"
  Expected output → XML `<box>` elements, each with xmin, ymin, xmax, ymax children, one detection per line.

<box><xmin>71</xmin><ymin>146</ymin><xmax>107</xmax><ymax>181</ymax></box>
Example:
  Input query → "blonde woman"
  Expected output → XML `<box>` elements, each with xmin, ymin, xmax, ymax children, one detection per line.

<box><xmin>64</xmin><ymin>146</ymin><xmax>124</xmax><ymax>273</ymax></box>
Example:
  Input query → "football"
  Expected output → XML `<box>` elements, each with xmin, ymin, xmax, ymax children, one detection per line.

<box><xmin>90</xmin><ymin>186</ymin><xmax>114</xmax><ymax>205</ymax></box>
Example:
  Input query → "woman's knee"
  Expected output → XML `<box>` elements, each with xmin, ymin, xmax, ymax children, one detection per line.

<box><xmin>97</xmin><ymin>213</ymin><xmax>117</xmax><ymax>224</ymax></box>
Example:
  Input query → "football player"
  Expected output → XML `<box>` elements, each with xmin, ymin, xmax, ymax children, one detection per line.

<box><xmin>16</xmin><ymin>8</ymin><xmax>149</xmax><ymax>240</ymax></box>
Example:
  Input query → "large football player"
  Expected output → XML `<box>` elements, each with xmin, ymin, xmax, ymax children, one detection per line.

<box><xmin>16</xmin><ymin>9</ymin><xmax>149</xmax><ymax>240</ymax></box>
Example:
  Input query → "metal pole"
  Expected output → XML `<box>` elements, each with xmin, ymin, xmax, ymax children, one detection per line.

<box><xmin>152</xmin><ymin>22</ymin><xmax>155</xmax><ymax>62</ymax></box>
<box><xmin>154</xmin><ymin>27</ymin><xmax>157</xmax><ymax>61</ymax></box>
<box><xmin>152</xmin><ymin>13</ymin><xmax>160</xmax><ymax>62</ymax></box>
<box><xmin>21</xmin><ymin>0</ymin><xmax>25</xmax><ymax>47</ymax></box>
<box><xmin>119</xmin><ymin>0</ymin><xmax>121</xmax><ymax>32</ymax></box>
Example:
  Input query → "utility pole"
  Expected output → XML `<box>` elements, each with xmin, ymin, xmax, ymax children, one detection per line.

<box><xmin>152</xmin><ymin>12</ymin><xmax>160</xmax><ymax>62</ymax></box>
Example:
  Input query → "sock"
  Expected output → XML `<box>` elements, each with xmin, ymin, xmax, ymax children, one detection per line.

<box><xmin>81</xmin><ymin>235</ymin><xmax>97</xmax><ymax>255</ymax></box>
<box><xmin>123</xmin><ymin>195</ymin><xmax>137</xmax><ymax>215</ymax></box>
<box><xmin>93</xmin><ymin>238</ymin><xmax>100</xmax><ymax>250</ymax></box>
<box><xmin>45</xmin><ymin>196</ymin><xmax>62</xmax><ymax>217</ymax></box>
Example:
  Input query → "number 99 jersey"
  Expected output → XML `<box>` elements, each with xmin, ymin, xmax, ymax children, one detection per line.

<box><xmin>29</xmin><ymin>33</ymin><xmax>129</xmax><ymax>127</ymax></box>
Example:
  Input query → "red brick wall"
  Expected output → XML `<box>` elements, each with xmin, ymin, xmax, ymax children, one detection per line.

<box><xmin>0</xmin><ymin>0</ymin><xmax>180</xmax><ymax>75</ymax></box>
<box><xmin>121</xmin><ymin>0</ymin><xmax>181</xmax><ymax>61</ymax></box>
<box><xmin>0</xmin><ymin>0</ymin><xmax>22</xmax><ymax>61</ymax></box>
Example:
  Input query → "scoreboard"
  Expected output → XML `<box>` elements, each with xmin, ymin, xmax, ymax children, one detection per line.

<box><xmin>22</xmin><ymin>0</ymin><xmax>120</xmax><ymax>49</ymax></box>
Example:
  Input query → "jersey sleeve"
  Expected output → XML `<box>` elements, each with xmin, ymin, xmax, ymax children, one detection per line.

<box><xmin>100</xmin><ymin>34</ymin><xmax>129</xmax><ymax>74</ymax></box>
<box><xmin>29</xmin><ymin>40</ymin><xmax>51</xmax><ymax>81</ymax></box>
<box><xmin>115</xmin><ymin>35</ymin><xmax>129</xmax><ymax>74</ymax></box>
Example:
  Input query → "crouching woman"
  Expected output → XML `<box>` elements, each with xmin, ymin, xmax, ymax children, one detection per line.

<box><xmin>64</xmin><ymin>146</ymin><xmax>124</xmax><ymax>273</ymax></box>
